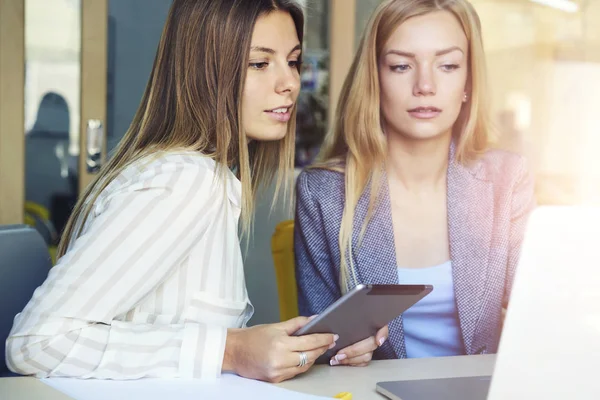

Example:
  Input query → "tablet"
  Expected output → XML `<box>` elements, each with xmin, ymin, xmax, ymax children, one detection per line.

<box><xmin>293</xmin><ymin>284</ymin><xmax>433</xmax><ymax>364</ymax></box>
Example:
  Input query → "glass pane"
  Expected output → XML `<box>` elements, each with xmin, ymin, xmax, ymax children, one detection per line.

<box><xmin>295</xmin><ymin>0</ymin><xmax>330</xmax><ymax>167</ymax></box>
<box><xmin>471</xmin><ymin>0</ymin><xmax>600</xmax><ymax>205</ymax></box>
<box><xmin>24</xmin><ymin>0</ymin><xmax>81</xmax><ymax>256</ymax></box>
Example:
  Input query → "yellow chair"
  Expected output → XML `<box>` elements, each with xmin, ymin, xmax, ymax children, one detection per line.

<box><xmin>24</xmin><ymin>201</ymin><xmax>58</xmax><ymax>265</ymax></box>
<box><xmin>271</xmin><ymin>220</ymin><xmax>299</xmax><ymax>321</ymax></box>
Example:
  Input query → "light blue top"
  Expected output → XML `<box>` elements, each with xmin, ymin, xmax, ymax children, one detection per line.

<box><xmin>397</xmin><ymin>261</ymin><xmax>465</xmax><ymax>358</ymax></box>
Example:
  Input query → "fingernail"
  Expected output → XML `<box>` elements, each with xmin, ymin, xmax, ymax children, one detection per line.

<box><xmin>309</xmin><ymin>315</ymin><xmax>318</xmax><ymax>321</ymax></box>
<box><xmin>333</xmin><ymin>334</ymin><xmax>340</xmax><ymax>342</ymax></box>
<box><xmin>379</xmin><ymin>337</ymin><xmax>386</xmax><ymax>347</ymax></box>
<box><xmin>328</xmin><ymin>342</ymin><xmax>337</xmax><ymax>350</ymax></box>
<box><xmin>335</xmin><ymin>354</ymin><xmax>347</xmax><ymax>362</ymax></box>
<box><xmin>330</xmin><ymin>358</ymin><xmax>339</xmax><ymax>366</ymax></box>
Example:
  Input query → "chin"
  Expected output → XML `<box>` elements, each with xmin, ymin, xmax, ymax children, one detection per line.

<box><xmin>398</xmin><ymin>132</ymin><xmax>444</xmax><ymax>142</ymax></box>
<box><xmin>247</xmin><ymin>127</ymin><xmax>288</xmax><ymax>142</ymax></box>
<box><xmin>400</xmin><ymin>126</ymin><xmax>453</xmax><ymax>142</ymax></box>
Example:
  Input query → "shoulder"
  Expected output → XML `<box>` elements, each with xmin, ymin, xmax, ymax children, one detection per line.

<box><xmin>110</xmin><ymin>151</ymin><xmax>226</xmax><ymax>193</ymax></box>
<box><xmin>296</xmin><ymin>166</ymin><xmax>345</xmax><ymax>203</ymax></box>
<box><xmin>129</xmin><ymin>151</ymin><xmax>220</xmax><ymax>187</ymax></box>
<box><xmin>472</xmin><ymin>148</ymin><xmax>531</xmax><ymax>187</ymax></box>
<box><xmin>96</xmin><ymin>151</ymin><xmax>234</xmax><ymax>210</ymax></box>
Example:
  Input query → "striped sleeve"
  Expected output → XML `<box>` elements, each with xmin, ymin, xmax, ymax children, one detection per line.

<box><xmin>6</xmin><ymin>160</ymin><xmax>230</xmax><ymax>380</ymax></box>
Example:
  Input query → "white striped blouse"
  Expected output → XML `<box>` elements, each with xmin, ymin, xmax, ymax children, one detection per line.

<box><xmin>6</xmin><ymin>151</ymin><xmax>254</xmax><ymax>380</ymax></box>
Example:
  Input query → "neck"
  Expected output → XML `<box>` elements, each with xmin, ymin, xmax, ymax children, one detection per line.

<box><xmin>385</xmin><ymin>131</ymin><xmax>452</xmax><ymax>192</ymax></box>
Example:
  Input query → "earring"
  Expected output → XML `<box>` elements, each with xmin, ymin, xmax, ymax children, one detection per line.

<box><xmin>463</xmin><ymin>93</ymin><xmax>468</xmax><ymax>103</ymax></box>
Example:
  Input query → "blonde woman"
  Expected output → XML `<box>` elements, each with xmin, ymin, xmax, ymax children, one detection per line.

<box><xmin>295</xmin><ymin>0</ymin><xmax>535</xmax><ymax>366</ymax></box>
<box><xmin>7</xmin><ymin>0</ymin><xmax>337</xmax><ymax>384</ymax></box>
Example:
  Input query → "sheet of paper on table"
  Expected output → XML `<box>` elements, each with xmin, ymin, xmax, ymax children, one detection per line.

<box><xmin>42</xmin><ymin>373</ymin><xmax>333</xmax><ymax>400</ymax></box>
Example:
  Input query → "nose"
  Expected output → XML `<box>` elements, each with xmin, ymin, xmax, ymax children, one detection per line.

<box><xmin>413</xmin><ymin>64</ymin><xmax>436</xmax><ymax>97</ymax></box>
<box><xmin>275</xmin><ymin>64</ymin><xmax>300</xmax><ymax>95</ymax></box>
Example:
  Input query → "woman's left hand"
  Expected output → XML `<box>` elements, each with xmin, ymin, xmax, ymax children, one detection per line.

<box><xmin>329</xmin><ymin>325</ymin><xmax>389</xmax><ymax>367</ymax></box>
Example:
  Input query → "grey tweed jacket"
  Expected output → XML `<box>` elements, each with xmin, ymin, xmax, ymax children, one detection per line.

<box><xmin>294</xmin><ymin>146</ymin><xmax>536</xmax><ymax>359</ymax></box>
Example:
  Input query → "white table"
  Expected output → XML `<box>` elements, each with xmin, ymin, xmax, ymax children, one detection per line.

<box><xmin>0</xmin><ymin>355</ymin><xmax>495</xmax><ymax>400</ymax></box>
<box><xmin>279</xmin><ymin>354</ymin><xmax>495</xmax><ymax>399</ymax></box>
<box><xmin>1</xmin><ymin>376</ymin><xmax>73</xmax><ymax>400</ymax></box>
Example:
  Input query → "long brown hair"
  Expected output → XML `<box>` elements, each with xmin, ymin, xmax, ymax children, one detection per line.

<box><xmin>317</xmin><ymin>0</ymin><xmax>491</xmax><ymax>292</ymax></box>
<box><xmin>58</xmin><ymin>0</ymin><xmax>304</xmax><ymax>258</ymax></box>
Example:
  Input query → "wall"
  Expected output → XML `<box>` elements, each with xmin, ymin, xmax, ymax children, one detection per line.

<box><xmin>354</xmin><ymin>0</ymin><xmax>384</xmax><ymax>47</ymax></box>
<box><xmin>241</xmin><ymin>182</ymin><xmax>295</xmax><ymax>325</ymax></box>
<box><xmin>106</xmin><ymin>0</ymin><xmax>172</xmax><ymax>151</ymax></box>
<box><xmin>0</xmin><ymin>0</ymin><xmax>25</xmax><ymax>225</ymax></box>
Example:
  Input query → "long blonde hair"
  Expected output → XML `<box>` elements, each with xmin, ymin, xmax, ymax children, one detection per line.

<box><xmin>57</xmin><ymin>0</ymin><xmax>304</xmax><ymax>258</ymax></box>
<box><xmin>317</xmin><ymin>0</ymin><xmax>492</xmax><ymax>292</ymax></box>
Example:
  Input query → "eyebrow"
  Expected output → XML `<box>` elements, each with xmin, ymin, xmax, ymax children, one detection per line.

<box><xmin>385</xmin><ymin>46</ymin><xmax>464</xmax><ymax>58</ymax></box>
<box><xmin>250</xmin><ymin>44</ymin><xmax>302</xmax><ymax>56</ymax></box>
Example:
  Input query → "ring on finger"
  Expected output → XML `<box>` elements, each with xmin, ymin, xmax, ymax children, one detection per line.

<box><xmin>297</xmin><ymin>351</ymin><xmax>308</xmax><ymax>367</ymax></box>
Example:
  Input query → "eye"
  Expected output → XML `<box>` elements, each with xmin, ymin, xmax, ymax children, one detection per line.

<box><xmin>441</xmin><ymin>64</ymin><xmax>460</xmax><ymax>72</ymax></box>
<box><xmin>391</xmin><ymin>64</ymin><xmax>411</xmax><ymax>73</ymax></box>
<box><xmin>249</xmin><ymin>62</ymin><xmax>269</xmax><ymax>70</ymax></box>
<box><xmin>289</xmin><ymin>60</ymin><xmax>301</xmax><ymax>69</ymax></box>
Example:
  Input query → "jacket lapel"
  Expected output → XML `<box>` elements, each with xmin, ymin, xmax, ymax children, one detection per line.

<box><xmin>353</xmin><ymin>177</ymin><xmax>406</xmax><ymax>359</ymax></box>
<box><xmin>447</xmin><ymin>149</ymin><xmax>494</xmax><ymax>354</ymax></box>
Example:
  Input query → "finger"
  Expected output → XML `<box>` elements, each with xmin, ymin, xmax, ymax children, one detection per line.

<box><xmin>332</xmin><ymin>351</ymin><xmax>373</xmax><ymax>366</ymax></box>
<box><xmin>283</xmin><ymin>345</ymin><xmax>330</xmax><ymax>369</ymax></box>
<box><xmin>265</xmin><ymin>367</ymin><xmax>301</xmax><ymax>384</ymax></box>
<box><xmin>278</xmin><ymin>316</ymin><xmax>312</xmax><ymax>335</ymax></box>
<box><xmin>351</xmin><ymin>362</ymin><xmax>369</xmax><ymax>367</ymax></box>
<box><xmin>263</xmin><ymin>349</ymin><xmax>320</xmax><ymax>383</ymax></box>
<box><xmin>273</xmin><ymin>358</ymin><xmax>316</xmax><ymax>383</ymax></box>
<box><xmin>333</xmin><ymin>335</ymin><xmax>378</xmax><ymax>360</ymax></box>
<box><xmin>277</xmin><ymin>315</ymin><xmax>319</xmax><ymax>335</ymax></box>
<box><xmin>375</xmin><ymin>325</ymin><xmax>389</xmax><ymax>347</ymax></box>
<box><xmin>286</xmin><ymin>332</ymin><xmax>338</xmax><ymax>351</ymax></box>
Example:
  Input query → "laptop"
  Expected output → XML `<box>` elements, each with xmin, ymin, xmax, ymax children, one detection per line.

<box><xmin>376</xmin><ymin>206</ymin><xmax>600</xmax><ymax>400</ymax></box>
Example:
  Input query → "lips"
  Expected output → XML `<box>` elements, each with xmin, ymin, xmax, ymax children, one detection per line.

<box><xmin>265</xmin><ymin>105</ymin><xmax>293</xmax><ymax>123</ymax></box>
<box><xmin>408</xmin><ymin>106</ymin><xmax>441</xmax><ymax>113</ymax></box>
<box><xmin>265</xmin><ymin>104</ymin><xmax>293</xmax><ymax>113</ymax></box>
<box><xmin>407</xmin><ymin>106</ymin><xmax>442</xmax><ymax>119</ymax></box>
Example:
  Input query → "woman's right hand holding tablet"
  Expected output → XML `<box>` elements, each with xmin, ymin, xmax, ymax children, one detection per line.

<box><xmin>223</xmin><ymin>316</ymin><xmax>338</xmax><ymax>383</ymax></box>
